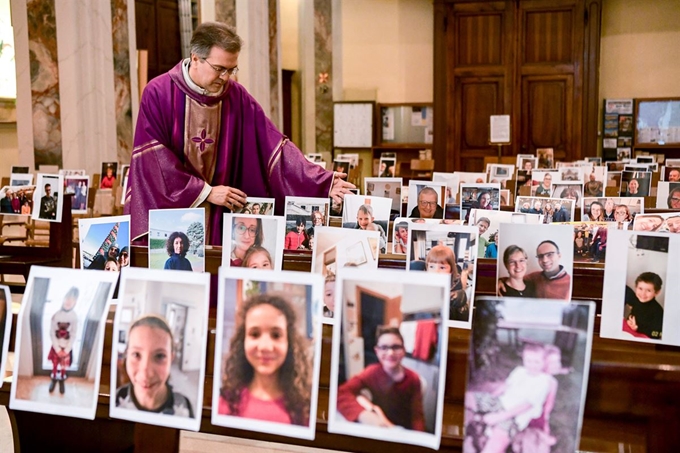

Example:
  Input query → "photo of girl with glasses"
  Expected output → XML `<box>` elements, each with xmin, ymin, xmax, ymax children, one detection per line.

<box><xmin>336</xmin><ymin>326</ymin><xmax>425</xmax><ymax>431</ymax></box>
<box><xmin>222</xmin><ymin>214</ymin><xmax>285</xmax><ymax>270</ymax></box>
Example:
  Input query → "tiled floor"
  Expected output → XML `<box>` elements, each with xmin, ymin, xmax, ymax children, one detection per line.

<box><xmin>14</xmin><ymin>374</ymin><xmax>97</xmax><ymax>408</ymax></box>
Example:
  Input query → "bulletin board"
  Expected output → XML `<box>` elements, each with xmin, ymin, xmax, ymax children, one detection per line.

<box><xmin>333</xmin><ymin>102</ymin><xmax>375</xmax><ymax>148</ymax></box>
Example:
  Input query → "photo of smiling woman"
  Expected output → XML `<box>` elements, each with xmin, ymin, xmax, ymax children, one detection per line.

<box><xmin>212</xmin><ymin>269</ymin><xmax>323</xmax><ymax>440</ymax></box>
<box><xmin>222</xmin><ymin>214</ymin><xmax>286</xmax><ymax>270</ymax></box>
<box><xmin>164</xmin><ymin>232</ymin><xmax>193</xmax><ymax>271</ymax></box>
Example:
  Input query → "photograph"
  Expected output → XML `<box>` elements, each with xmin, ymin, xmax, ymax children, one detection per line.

<box><xmin>311</xmin><ymin>226</ymin><xmax>381</xmax><ymax>322</ymax></box>
<box><xmin>530</xmin><ymin>171</ymin><xmax>560</xmax><ymax>198</ymax></box>
<box><xmin>633</xmin><ymin>212</ymin><xmax>680</xmax><ymax>233</ymax></box>
<box><xmin>305</xmin><ymin>153</ymin><xmax>324</xmax><ymax>163</ymax></box>
<box><xmin>620</xmin><ymin>171</ymin><xmax>652</xmax><ymax>197</ymax></box>
<box><xmin>496</xmin><ymin>223</ymin><xmax>574</xmax><ymax>300</ymax></box>
<box><xmin>120</xmin><ymin>164</ymin><xmax>130</xmax><ymax>205</ymax></box>
<box><xmin>581</xmin><ymin>197</ymin><xmax>643</xmax><ymax>224</ymax></box>
<box><xmin>221</xmin><ymin>214</ymin><xmax>285</xmax><ymax>270</ymax></box>
<box><xmin>9</xmin><ymin>173</ymin><xmax>33</xmax><ymax>187</ymax></box>
<box><xmin>515</xmin><ymin>196</ymin><xmax>575</xmax><ymax>224</ymax></box>
<box><xmin>656</xmin><ymin>182</ymin><xmax>680</xmax><ymax>209</ymax></box>
<box><xmin>499</xmin><ymin>189</ymin><xmax>511</xmax><ymax>206</ymax></box>
<box><xmin>31</xmin><ymin>173</ymin><xmax>64</xmax><ymax>223</ymax></box>
<box><xmin>341</xmin><ymin>194</ymin><xmax>392</xmax><ymax>254</ymax></box>
<box><xmin>0</xmin><ymin>185</ymin><xmax>34</xmax><ymax>216</ymax></box>
<box><xmin>600</xmin><ymin>230</ymin><xmax>680</xmax><ymax>346</ymax></box>
<box><xmin>0</xmin><ymin>285</ymin><xmax>13</xmax><ymax>388</ymax></box>
<box><xmin>378</xmin><ymin>154</ymin><xmax>396</xmax><ymax>178</ymax></box>
<box><xmin>364</xmin><ymin>177</ymin><xmax>403</xmax><ymax>217</ymax></box>
<box><xmin>110</xmin><ymin>267</ymin><xmax>210</xmax><ymax>431</ymax></box>
<box><xmin>517</xmin><ymin>156</ymin><xmax>538</xmax><ymax>173</ymax></box>
<box><xmin>79</xmin><ymin>215</ymin><xmax>131</xmax><ymax>272</ymax></box>
<box><xmin>582</xmin><ymin>167</ymin><xmax>607</xmax><ymax>198</ymax></box>
<box><xmin>433</xmin><ymin>172</ymin><xmax>461</xmax><ymax>219</ymax></box>
<box><xmin>550</xmin><ymin>183</ymin><xmax>583</xmax><ymax>205</ymax></box>
<box><xmin>211</xmin><ymin>267</ymin><xmax>323</xmax><ymax>440</ymax></box>
<box><xmin>11</xmin><ymin>166</ymin><xmax>30</xmax><ymax>174</ymax></box>
<box><xmin>663</xmin><ymin>166</ymin><xmax>680</xmax><ymax>183</ymax></box>
<box><xmin>616</xmin><ymin>148</ymin><xmax>631</xmax><ymax>161</ymax></box>
<box><xmin>454</xmin><ymin>171</ymin><xmax>488</xmax><ymax>185</ymax></box>
<box><xmin>464</xmin><ymin>297</ymin><xmax>595</xmax><ymax>453</ymax></box>
<box><xmin>536</xmin><ymin>148</ymin><xmax>554</xmax><ymax>169</ymax></box>
<box><xmin>328</xmin><ymin>268</ymin><xmax>450</xmax><ymax>450</ymax></box>
<box><xmin>333</xmin><ymin>160</ymin><xmax>351</xmax><ymax>178</ymax></box>
<box><xmin>487</xmin><ymin>164</ymin><xmax>515</xmax><ymax>190</ymax></box>
<box><xmin>557</xmin><ymin>221</ymin><xmax>610</xmax><ymax>263</ymax></box>
<box><xmin>405</xmin><ymin>223</ymin><xmax>478</xmax><ymax>326</ymax></box>
<box><xmin>99</xmin><ymin>162</ymin><xmax>118</xmax><ymax>189</ymax></box>
<box><xmin>233</xmin><ymin>197</ymin><xmax>275</xmax><ymax>216</ymax></box>
<box><xmin>284</xmin><ymin>196</ymin><xmax>330</xmax><ymax>251</ymax></box>
<box><xmin>391</xmin><ymin>217</ymin><xmax>410</xmax><ymax>255</ymax></box>
<box><xmin>148</xmin><ymin>208</ymin><xmax>205</xmax><ymax>272</ymax></box>
<box><xmin>64</xmin><ymin>175</ymin><xmax>90</xmax><ymax>213</ymax></box>
<box><xmin>468</xmin><ymin>209</ymin><xmax>544</xmax><ymax>260</ymax></box>
<box><xmin>407</xmin><ymin>181</ymin><xmax>447</xmax><ymax>220</ymax></box>
<box><xmin>9</xmin><ymin>267</ymin><xmax>118</xmax><ymax>419</ymax></box>
<box><xmin>459</xmin><ymin>183</ymin><xmax>501</xmax><ymax>223</ymax></box>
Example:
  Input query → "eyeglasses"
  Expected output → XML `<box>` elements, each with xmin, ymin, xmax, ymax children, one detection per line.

<box><xmin>536</xmin><ymin>251</ymin><xmax>556</xmax><ymax>260</ymax></box>
<box><xmin>419</xmin><ymin>201</ymin><xmax>437</xmax><ymax>208</ymax></box>
<box><xmin>376</xmin><ymin>344</ymin><xmax>404</xmax><ymax>352</ymax></box>
<box><xmin>670</xmin><ymin>197</ymin><xmax>680</xmax><ymax>203</ymax></box>
<box><xmin>508</xmin><ymin>258</ymin><xmax>527</xmax><ymax>266</ymax></box>
<box><xmin>234</xmin><ymin>223</ymin><xmax>257</xmax><ymax>236</ymax></box>
<box><xmin>202</xmin><ymin>58</ymin><xmax>239</xmax><ymax>77</ymax></box>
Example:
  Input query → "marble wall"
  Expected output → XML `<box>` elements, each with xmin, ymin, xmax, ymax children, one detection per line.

<box><xmin>269</xmin><ymin>0</ymin><xmax>281</xmax><ymax>128</ymax></box>
<box><xmin>314</xmin><ymin>0</ymin><xmax>332</xmax><ymax>154</ymax></box>
<box><xmin>215</xmin><ymin>0</ymin><xmax>236</xmax><ymax>26</ymax></box>
<box><xmin>27</xmin><ymin>0</ymin><xmax>62</xmax><ymax>168</ymax></box>
<box><xmin>111</xmin><ymin>0</ymin><xmax>134</xmax><ymax>164</ymax></box>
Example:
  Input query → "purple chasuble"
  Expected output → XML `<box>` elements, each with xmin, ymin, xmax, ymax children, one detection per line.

<box><xmin>125</xmin><ymin>61</ymin><xmax>334</xmax><ymax>245</ymax></box>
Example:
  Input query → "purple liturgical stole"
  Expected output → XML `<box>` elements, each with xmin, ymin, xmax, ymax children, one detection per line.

<box><xmin>124</xmin><ymin>62</ymin><xmax>334</xmax><ymax>245</ymax></box>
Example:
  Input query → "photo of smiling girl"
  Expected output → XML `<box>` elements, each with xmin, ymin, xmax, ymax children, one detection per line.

<box><xmin>212</xmin><ymin>268</ymin><xmax>323</xmax><ymax>440</ymax></box>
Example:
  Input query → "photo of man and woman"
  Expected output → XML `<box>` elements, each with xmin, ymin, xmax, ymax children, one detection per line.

<box><xmin>328</xmin><ymin>268</ymin><xmax>449</xmax><ymax>450</ymax></box>
<box><xmin>406</xmin><ymin>223</ymin><xmax>478</xmax><ymax>326</ymax></box>
<box><xmin>79</xmin><ymin>215</ymin><xmax>131</xmax><ymax>272</ymax></box>
<box><xmin>148</xmin><ymin>208</ymin><xmax>205</xmax><ymax>272</ymax></box>
<box><xmin>111</xmin><ymin>268</ymin><xmax>210</xmax><ymax>431</ymax></box>
<box><xmin>212</xmin><ymin>268</ymin><xmax>323</xmax><ymax>440</ymax></box>
<box><xmin>497</xmin><ymin>223</ymin><xmax>574</xmax><ymax>300</ymax></box>
<box><xmin>222</xmin><ymin>214</ymin><xmax>285</xmax><ymax>270</ymax></box>
<box><xmin>64</xmin><ymin>175</ymin><xmax>89</xmax><ymax>213</ymax></box>
<box><xmin>601</xmin><ymin>230</ymin><xmax>680</xmax><ymax>346</ymax></box>
<box><xmin>464</xmin><ymin>297</ymin><xmax>595</xmax><ymax>453</ymax></box>
<box><xmin>9</xmin><ymin>267</ymin><xmax>117</xmax><ymax>419</ymax></box>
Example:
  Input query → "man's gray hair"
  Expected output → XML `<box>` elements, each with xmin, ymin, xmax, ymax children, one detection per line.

<box><xmin>190</xmin><ymin>22</ymin><xmax>243</xmax><ymax>58</ymax></box>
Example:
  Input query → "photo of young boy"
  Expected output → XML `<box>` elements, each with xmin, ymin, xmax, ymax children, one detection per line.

<box><xmin>341</xmin><ymin>194</ymin><xmax>392</xmax><ymax>254</ymax></box>
<box><xmin>601</xmin><ymin>230</ymin><xmax>680</xmax><ymax>346</ymax></box>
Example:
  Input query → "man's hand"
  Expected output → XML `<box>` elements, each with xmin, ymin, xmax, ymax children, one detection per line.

<box><xmin>330</xmin><ymin>172</ymin><xmax>355</xmax><ymax>204</ymax></box>
<box><xmin>207</xmin><ymin>186</ymin><xmax>247</xmax><ymax>211</ymax></box>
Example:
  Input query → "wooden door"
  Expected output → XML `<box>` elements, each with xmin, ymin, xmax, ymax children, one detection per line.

<box><xmin>434</xmin><ymin>0</ymin><xmax>602</xmax><ymax>172</ymax></box>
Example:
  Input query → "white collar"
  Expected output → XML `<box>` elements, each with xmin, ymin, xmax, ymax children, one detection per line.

<box><xmin>181</xmin><ymin>58</ymin><xmax>224</xmax><ymax>97</ymax></box>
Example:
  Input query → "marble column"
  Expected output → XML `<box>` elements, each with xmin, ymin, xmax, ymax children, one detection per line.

<box><xmin>111</xmin><ymin>0</ymin><xmax>136</xmax><ymax>165</ymax></box>
<box><xmin>215</xmin><ymin>0</ymin><xmax>236</xmax><ymax>26</ymax></box>
<box><xmin>313</xmin><ymin>0</ymin><xmax>332</xmax><ymax>154</ymax></box>
<box><xmin>27</xmin><ymin>0</ymin><xmax>63</xmax><ymax>168</ymax></box>
<box><xmin>269</xmin><ymin>0</ymin><xmax>282</xmax><ymax>128</ymax></box>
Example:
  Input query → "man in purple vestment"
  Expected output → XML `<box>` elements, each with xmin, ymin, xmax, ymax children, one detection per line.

<box><xmin>125</xmin><ymin>22</ymin><xmax>353</xmax><ymax>245</ymax></box>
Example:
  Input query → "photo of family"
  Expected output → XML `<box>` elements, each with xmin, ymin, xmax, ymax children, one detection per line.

<box><xmin>0</xmin><ymin>185</ymin><xmax>34</xmax><ymax>215</ymax></box>
<box><xmin>406</xmin><ymin>223</ymin><xmax>478</xmax><ymax>326</ymax></box>
<box><xmin>221</xmin><ymin>214</ymin><xmax>285</xmax><ymax>270</ymax></box>
<box><xmin>560</xmin><ymin>222</ymin><xmax>610</xmax><ymax>263</ymax></box>
<box><xmin>32</xmin><ymin>174</ymin><xmax>64</xmax><ymax>222</ymax></box>
<box><xmin>311</xmin><ymin>226</ymin><xmax>381</xmax><ymax>322</ymax></box>
<box><xmin>328</xmin><ymin>268</ymin><xmax>449</xmax><ymax>450</ymax></box>
<box><xmin>9</xmin><ymin>267</ymin><xmax>117</xmax><ymax>419</ymax></box>
<box><xmin>148</xmin><ymin>208</ymin><xmax>205</xmax><ymax>272</ymax></box>
<box><xmin>79</xmin><ymin>216</ymin><xmax>130</xmax><ymax>272</ymax></box>
<box><xmin>464</xmin><ymin>297</ymin><xmax>595</xmax><ymax>453</ymax></box>
<box><xmin>601</xmin><ymin>230</ymin><xmax>680</xmax><ymax>346</ymax></box>
<box><xmin>111</xmin><ymin>267</ymin><xmax>210</xmax><ymax>431</ymax></box>
<box><xmin>497</xmin><ymin>223</ymin><xmax>574</xmax><ymax>300</ymax></box>
<box><xmin>212</xmin><ymin>268</ymin><xmax>323</xmax><ymax>440</ymax></box>
<box><xmin>516</xmin><ymin>196</ymin><xmax>575</xmax><ymax>224</ymax></box>
<box><xmin>342</xmin><ymin>194</ymin><xmax>392</xmax><ymax>254</ymax></box>
<box><xmin>581</xmin><ymin>197</ymin><xmax>643</xmax><ymax>225</ymax></box>
<box><xmin>284</xmin><ymin>196</ymin><xmax>330</xmax><ymax>251</ymax></box>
